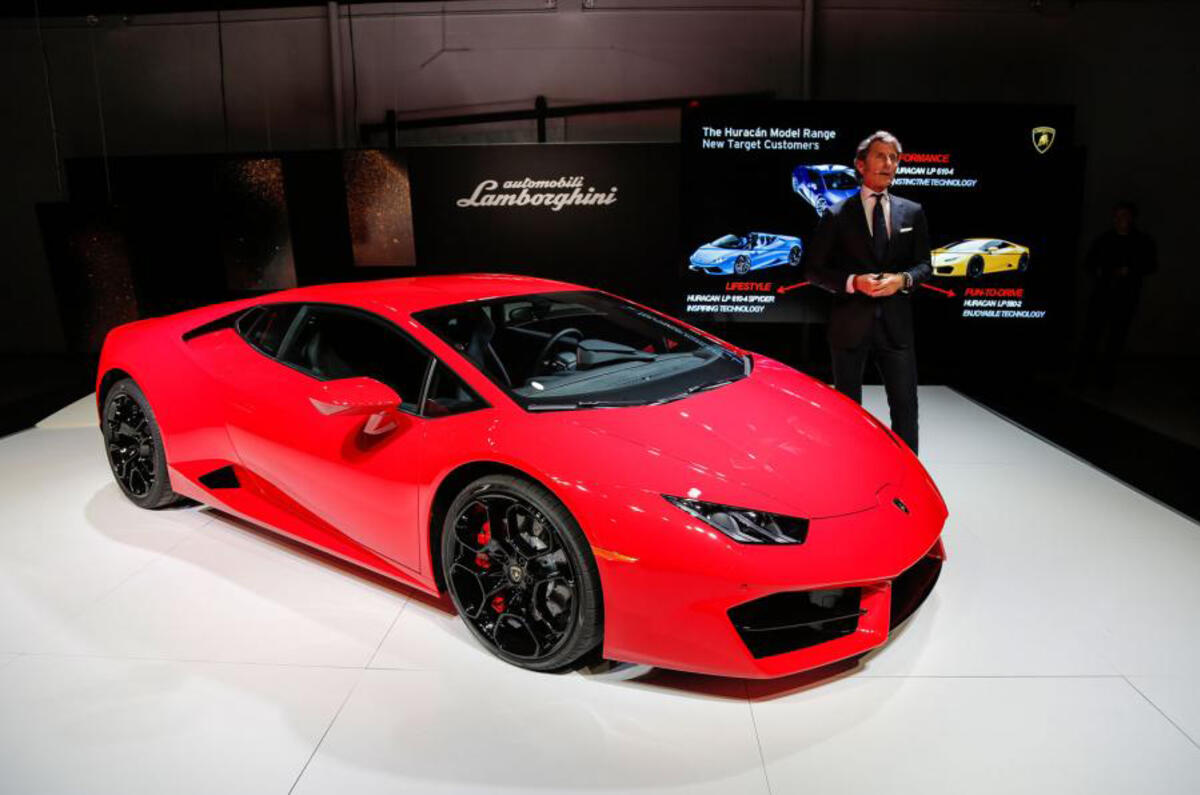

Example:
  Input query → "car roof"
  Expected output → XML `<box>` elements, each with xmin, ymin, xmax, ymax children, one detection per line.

<box><xmin>259</xmin><ymin>273</ymin><xmax>588</xmax><ymax>317</ymax></box>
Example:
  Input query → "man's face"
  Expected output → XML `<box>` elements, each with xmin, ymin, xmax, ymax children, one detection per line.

<box><xmin>855</xmin><ymin>140</ymin><xmax>900</xmax><ymax>192</ymax></box>
<box><xmin>1113</xmin><ymin>207</ymin><xmax>1134</xmax><ymax>235</ymax></box>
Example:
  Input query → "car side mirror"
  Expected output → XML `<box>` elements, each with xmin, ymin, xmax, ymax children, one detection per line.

<box><xmin>309</xmin><ymin>377</ymin><xmax>401</xmax><ymax>434</ymax></box>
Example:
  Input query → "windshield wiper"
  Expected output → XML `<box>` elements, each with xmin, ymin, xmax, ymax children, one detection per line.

<box><xmin>528</xmin><ymin>398</ymin><xmax>653</xmax><ymax>411</ymax></box>
<box><xmin>645</xmin><ymin>377</ymin><xmax>742</xmax><ymax>406</ymax></box>
<box><xmin>577</xmin><ymin>339</ymin><xmax>657</xmax><ymax>370</ymax></box>
<box><xmin>686</xmin><ymin>378</ymin><xmax>739</xmax><ymax>395</ymax></box>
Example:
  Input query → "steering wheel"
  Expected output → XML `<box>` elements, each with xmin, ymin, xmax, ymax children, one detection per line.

<box><xmin>532</xmin><ymin>327</ymin><xmax>583</xmax><ymax>375</ymax></box>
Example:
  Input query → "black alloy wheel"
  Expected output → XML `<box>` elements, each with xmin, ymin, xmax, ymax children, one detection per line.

<box><xmin>788</xmin><ymin>245</ymin><xmax>801</xmax><ymax>266</ymax></box>
<box><xmin>442</xmin><ymin>474</ymin><xmax>602</xmax><ymax>672</ymax></box>
<box><xmin>1018</xmin><ymin>253</ymin><xmax>1029</xmax><ymax>273</ymax></box>
<box><xmin>967</xmin><ymin>256</ymin><xmax>985</xmax><ymax>279</ymax></box>
<box><xmin>102</xmin><ymin>378</ymin><xmax>181</xmax><ymax>509</ymax></box>
<box><xmin>735</xmin><ymin>255</ymin><xmax>751</xmax><ymax>275</ymax></box>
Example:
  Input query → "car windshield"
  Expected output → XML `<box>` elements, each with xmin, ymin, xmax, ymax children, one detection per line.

<box><xmin>824</xmin><ymin>170</ymin><xmax>858</xmax><ymax>190</ymax></box>
<box><xmin>945</xmin><ymin>240</ymin><xmax>983</xmax><ymax>252</ymax></box>
<box><xmin>712</xmin><ymin>234</ymin><xmax>747</xmax><ymax>249</ymax></box>
<box><xmin>413</xmin><ymin>290</ymin><xmax>748</xmax><ymax>411</ymax></box>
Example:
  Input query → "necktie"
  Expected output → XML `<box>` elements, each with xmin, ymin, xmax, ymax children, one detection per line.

<box><xmin>872</xmin><ymin>193</ymin><xmax>888</xmax><ymax>262</ymax></box>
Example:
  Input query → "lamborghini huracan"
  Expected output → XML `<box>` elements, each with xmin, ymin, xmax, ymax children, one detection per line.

<box><xmin>98</xmin><ymin>275</ymin><xmax>946</xmax><ymax>678</ymax></box>
<box><xmin>791</xmin><ymin>164</ymin><xmax>859</xmax><ymax>216</ymax></box>
<box><xmin>688</xmin><ymin>232</ymin><xmax>803</xmax><ymax>276</ymax></box>
<box><xmin>932</xmin><ymin>238</ymin><xmax>1030</xmax><ymax>278</ymax></box>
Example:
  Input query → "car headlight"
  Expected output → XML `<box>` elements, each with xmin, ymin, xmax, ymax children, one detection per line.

<box><xmin>663</xmin><ymin>495</ymin><xmax>809</xmax><ymax>544</ymax></box>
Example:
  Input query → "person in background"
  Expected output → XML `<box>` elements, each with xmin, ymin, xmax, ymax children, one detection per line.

<box><xmin>806</xmin><ymin>130</ymin><xmax>932</xmax><ymax>454</ymax></box>
<box><xmin>1078</xmin><ymin>200</ymin><xmax>1158</xmax><ymax>385</ymax></box>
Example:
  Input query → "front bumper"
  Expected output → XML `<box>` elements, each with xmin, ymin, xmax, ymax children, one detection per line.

<box><xmin>933</xmin><ymin>260</ymin><xmax>967</xmax><ymax>276</ymax></box>
<box><xmin>595</xmin><ymin>470</ymin><xmax>948</xmax><ymax>679</ymax></box>
<box><xmin>726</xmin><ymin>540</ymin><xmax>943</xmax><ymax>667</ymax></box>
<box><xmin>689</xmin><ymin>258</ymin><xmax>732</xmax><ymax>275</ymax></box>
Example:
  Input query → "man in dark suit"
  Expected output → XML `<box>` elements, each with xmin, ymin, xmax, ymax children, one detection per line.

<box><xmin>806</xmin><ymin>131</ymin><xmax>931</xmax><ymax>453</ymax></box>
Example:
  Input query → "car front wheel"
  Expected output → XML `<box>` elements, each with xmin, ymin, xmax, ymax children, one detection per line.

<box><xmin>442</xmin><ymin>474</ymin><xmax>603</xmax><ymax>672</ymax></box>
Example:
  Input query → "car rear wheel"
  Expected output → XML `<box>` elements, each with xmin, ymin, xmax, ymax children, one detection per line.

<box><xmin>1018</xmin><ymin>253</ymin><xmax>1029</xmax><ymax>273</ymax></box>
<box><xmin>788</xmin><ymin>245</ymin><xmax>801</xmax><ymax>266</ymax></box>
<box><xmin>734</xmin><ymin>255</ymin><xmax>751</xmax><ymax>275</ymax></box>
<box><xmin>102</xmin><ymin>378</ymin><xmax>182</xmax><ymax>509</ymax></box>
<box><xmin>815</xmin><ymin>196</ymin><xmax>829</xmax><ymax>215</ymax></box>
<box><xmin>442</xmin><ymin>474</ymin><xmax>602</xmax><ymax>672</ymax></box>
<box><xmin>967</xmin><ymin>256</ymin><xmax>984</xmax><ymax>279</ymax></box>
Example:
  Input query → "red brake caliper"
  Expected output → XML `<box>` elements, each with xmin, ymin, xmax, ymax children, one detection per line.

<box><xmin>479</xmin><ymin>517</ymin><xmax>503</xmax><ymax>612</ymax></box>
<box><xmin>476</xmin><ymin>518</ymin><xmax>492</xmax><ymax>570</ymax></box>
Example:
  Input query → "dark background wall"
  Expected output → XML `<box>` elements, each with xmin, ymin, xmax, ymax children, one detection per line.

<box><xmin>2</xmin><ymin>0</ymin><xmax>1195</xmax><ymax>356</ymax></box>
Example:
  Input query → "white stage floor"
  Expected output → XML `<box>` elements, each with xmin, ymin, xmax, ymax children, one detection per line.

<box><xmin>2</xmin><ymin>387</ymin><xmax>1199</xmax><ymax>794</ymax></box>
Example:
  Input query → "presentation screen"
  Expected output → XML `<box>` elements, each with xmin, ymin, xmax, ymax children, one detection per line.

<box><xmin>680</xmin><ymin>101</ymin><xmax>1077</xmax><ymax>327</ymax></box>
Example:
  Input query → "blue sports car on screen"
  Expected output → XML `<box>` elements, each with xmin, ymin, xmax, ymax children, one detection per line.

<box><xmin>792</xmin><ymin>164</ymin><xmax>859</xmax><ymax>216</ymax></box>
<box><xmin>689</xmin><ymin>232</ymin><xmax>803</xmax><ymax>276</ymax></box>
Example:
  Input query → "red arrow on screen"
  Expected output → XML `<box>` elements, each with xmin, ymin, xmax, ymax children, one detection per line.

<box><xmin>776</xmin><ymin>281</ymin><xmax>810</xmax><ymax>294</ymax></box>
<box><xmin>920</xmin><ymin>283</ymin><xmax>956</xmax><ymax>297</ymax></box>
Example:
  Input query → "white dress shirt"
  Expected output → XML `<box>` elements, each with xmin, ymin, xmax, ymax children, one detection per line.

<box><xmin>861</xmin><ymin>187</ymin><xmax>892</xmax><ymax>237</ymax></box>
<box><xmin>846</xmin><ymin>187</ymin><xmax>893</xmax><ymax>293</ymax></box>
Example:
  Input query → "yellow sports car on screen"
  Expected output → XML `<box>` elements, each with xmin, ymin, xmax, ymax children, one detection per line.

<box><xmin>931</xmin><ymin>239</ymin><xmax>1030</xmax><ymax>278</ymax></box>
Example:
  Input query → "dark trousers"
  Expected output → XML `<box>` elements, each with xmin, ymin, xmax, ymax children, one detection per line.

<box><xmin>1079</xmin><ymin>279</ymin><xmax>1141</xmax><ymax>380</ymax></box>
<box><xmin>831</xmin><ymin>321</ymin><xmax>920</xmax><ymax>454</ymax></box>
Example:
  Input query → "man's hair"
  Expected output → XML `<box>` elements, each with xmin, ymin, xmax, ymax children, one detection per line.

<box><xmin>855</xmin><ymin>130</ymin><xmax>903</xmax><ymax>162</ymax></box>
<box><xmin>1113</xmin><ymin>199</ymin><xmax>1138</xmax><ymax>217</ymax></box>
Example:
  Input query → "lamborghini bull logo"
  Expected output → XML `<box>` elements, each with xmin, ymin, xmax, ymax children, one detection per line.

<box><xmin>1032</xmin><ymin>126</ymin><xmax>1056</xmax><ymax>155</ymax></box>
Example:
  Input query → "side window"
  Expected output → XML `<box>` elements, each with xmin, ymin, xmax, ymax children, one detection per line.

<box><xmin>238</xmin><ymin>304</ymin><xmax>299</xmax><ymax>357</ymax></box>
<box><xmin>279</xmin><ymin>307</ymin><xmax>432</xmax><ymax>413</ymax></box>
<box><xmin>423</xmin><ymin>362</ymin><xmax>487</xmax><ymax>418</ymax></box>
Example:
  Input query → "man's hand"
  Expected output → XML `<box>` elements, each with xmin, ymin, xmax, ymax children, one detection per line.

<box><xmin>853</xmin><ymin>273</ymin><xmax>905</xmax><ymax>297</ymax></box>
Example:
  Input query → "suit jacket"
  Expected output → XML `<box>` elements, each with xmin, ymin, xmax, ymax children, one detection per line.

<box><xmin>805</xmin><ymin>192</ymin><xmax>931</xmax><ymax>349</ymax></box>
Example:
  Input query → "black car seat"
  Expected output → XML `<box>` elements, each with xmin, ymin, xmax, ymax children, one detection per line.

<box><xmin>303</xmin><ymin>328</ymin><xmax>352</xmax><ymax>380</ymax></box>
<box><xmin>465</xmin><ymin>311</ymin><xmax>512</xmax><ymax>387</ymax></box>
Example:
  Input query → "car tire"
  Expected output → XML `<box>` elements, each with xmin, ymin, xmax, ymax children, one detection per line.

<box><xmin>967</xmin><ymin>256</ymin><xmax>984</xmax><ymax>279</ymax></box>
<box><xmin>788</xmin><ymin>245</ymin><xmax>801</xmax><ymax>266</ymax></box>
<box><xmin>1018</xmin><ymin>253</ymin><xmax>1029</xmax><ymax>273</ymax></box>
<box><xmin>735</xmin><ymin>256</ymin><xmax>751</xmax><ymax>275</ymax></box>
<box><xmin>102</xmin><ymin>378</ymin><xmax>182</xmax><ymax>509</ymax></box>
<box><xmin>815</xmin><ymin>196</ymin><xmax>829</xmax><ymax>216</ymax></box>
<box><xmin>441</xmin><ymin>474</ymin><xmax>603</xmax><ymax>672</ymax></box>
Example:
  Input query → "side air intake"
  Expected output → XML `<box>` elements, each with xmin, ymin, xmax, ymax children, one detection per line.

<box><xmin>198</xmin><ymin>465</ymin><xmax>240</xmax><ymax>490</ymax></box>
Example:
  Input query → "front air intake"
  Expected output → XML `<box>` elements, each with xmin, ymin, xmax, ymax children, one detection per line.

<box><xmin>728</xmin><ymin>588</ymin><xmax>864</xmax><ymax>659</ymax></box>
<box><xmin>889</xmin><ymin>553</ymin><xmax>943</xmax><ymax>629</ymax></box>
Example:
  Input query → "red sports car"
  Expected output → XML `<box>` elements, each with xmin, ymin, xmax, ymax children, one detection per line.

<box><xmin>97</xmin><ymin>275</ymin><xmax>946</xmax><ymax>678</ymax></box>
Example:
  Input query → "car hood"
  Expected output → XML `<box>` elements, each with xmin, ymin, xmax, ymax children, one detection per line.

<box><xmin>691</xmin><ymin>246</ymin><xmax>737</xmax><ymax>263</ymax></box>
<box><xmin>562</xmin><ymin>358</ymin><xmax>907</xmax><ymax>518</ymax></box>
